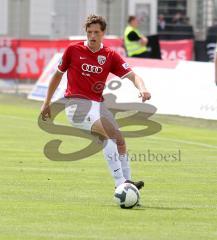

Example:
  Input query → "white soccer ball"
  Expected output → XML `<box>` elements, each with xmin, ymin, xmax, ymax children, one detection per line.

<box><xmin>114</xmin><ymin>183</ymin><xmax>140</xmax><ymax>209</ymax></box>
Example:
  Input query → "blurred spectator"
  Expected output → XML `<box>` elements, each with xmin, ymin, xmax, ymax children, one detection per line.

<box><xmin>172</xmin><ymin>12</ymin><xmax>184</xmax><ymax>25</ymax></box>
<box><xmin>124</xmin><ymin>16</ymin><xmax>149</xmax><ymax>58</ymax></box>
<box><xmin>183</xmin><ymin>16</ymin><xmax>190</xmax><ymax>25</ymax></box>
<box><xmin>168</xmin><ymin>0</ymin><xmax>186</xmax><ymax>22</ymax></box>
<box><xmin>157</xmin><ymin>14</ymin><xmax>171</xmax><ymax>40</ymax></box>
<box><xmin>169</xmin><ymin>13</ymin><xmax>194</xmax><ymax>40</ymax></box>
<box><xmin>158</xmin><ymin>14</ymin><xmax>166</xmax><ymax>32</ymax></box>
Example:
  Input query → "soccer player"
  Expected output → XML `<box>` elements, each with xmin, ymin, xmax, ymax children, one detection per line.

<box><xmin>40</xmin><ymin>15</ymin><xmax>151</xmax><ymax>190</ymax></box>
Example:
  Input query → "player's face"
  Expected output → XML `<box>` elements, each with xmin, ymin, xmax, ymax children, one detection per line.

<box><xmin>86</xmin><ymin>23</ymin><xmax>105</xmax><ymax>51</ymax></box>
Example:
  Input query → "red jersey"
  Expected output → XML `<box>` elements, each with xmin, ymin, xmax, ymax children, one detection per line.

<box><xmin>57</xmin><ymin>41</ymin><xmax>132</xmax><ymax>102</ymax></box>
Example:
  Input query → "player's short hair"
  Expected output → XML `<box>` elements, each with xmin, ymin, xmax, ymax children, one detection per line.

<box><xmin>85</xmin><ymin>14</ymin><xmax>107</xmax><ymax>31</ymax></box>
<box><xmin>128</xmin><ymin>16</ymin><xmax>137</xmax><ymax>23</ymax></box>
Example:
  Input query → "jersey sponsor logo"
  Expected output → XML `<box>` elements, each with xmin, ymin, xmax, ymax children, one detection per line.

<box><xmin>122</xmin><ymin>62</ymin><xmax>129</xmax><ymax>69</ymax></box>
<box><xmin>81</xmin><ymin>63</ymin><xmax>103</xmax><ymax>74</ymax></box>
<box><xmin>97</xmin><ymin>55</ymin><xmax>106</xmax><ymax>65</ymax></box>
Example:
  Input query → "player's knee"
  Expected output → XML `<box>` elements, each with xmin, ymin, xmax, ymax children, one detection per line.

<box><xmin>115</xmin><ymin>131</ymin><xmax>126</xmax><ymax>153</ymax></box>
<box><xmin>117</xmin><ymin>143</ymin><xmax>126</xmax><ymax>154</ymax></box>
<box><xmin>116</xmin><ymin>136</ymin><xmax>125</xmax><ymax>147</ymax></box>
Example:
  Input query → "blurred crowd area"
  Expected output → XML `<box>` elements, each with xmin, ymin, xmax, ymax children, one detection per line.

<box><xmin>157</xmin><ymin>0</ymin><xmax>217</xmax><ymax>42</ymax></box>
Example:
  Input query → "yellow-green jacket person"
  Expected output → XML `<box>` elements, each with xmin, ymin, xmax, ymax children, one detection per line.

<box><xmin>124</xmin><ymin>16</ymin><xmax>149</xmax><ymax>58</ymax></box>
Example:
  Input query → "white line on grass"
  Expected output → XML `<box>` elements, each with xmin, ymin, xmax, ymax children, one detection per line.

<box><xmin>0</xmin><ymin>166</ymin><xmax>79</xmax><ymax>173</ymax></box>
<box><xmin>0</xmin><ymin>114</ymin><xmax>67</xmax><ymax>125</ymax></box>
<box><xmin>1</xmin><ymin>114</ymin><xmax>217</xmax><ymax>149</ymax></box>
<box><xmin>0</xmin><ymin>114</ymin><xmax>35</xmax><ymax>122</ymax></box>
<box><xmin>150</xmin><ymin>136</ymin><xmax>217</xmax><ymax>149</ymax></box>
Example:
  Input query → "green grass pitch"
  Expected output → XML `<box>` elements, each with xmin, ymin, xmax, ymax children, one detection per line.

<box><xmin>0</xmin><ymin>94</ymin><xmax>217</xmax><ymax>240</ymax></box>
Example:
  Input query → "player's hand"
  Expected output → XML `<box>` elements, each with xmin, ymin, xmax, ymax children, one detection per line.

<box><xmin>40</xmin><ymin>103</ymin><xmax>51</xmax><ymax>121</ymax></box>
<box><xmin>139</xmin><ymin>91</ymin><xmax>151</xmax><ymax>102</ymax></box>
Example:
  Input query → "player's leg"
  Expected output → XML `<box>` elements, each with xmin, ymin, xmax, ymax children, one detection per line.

<box><xmin>91</xmin><ymin>117</ymin><xmax>126</xmax><ymax>187</ymax></box>
<box><xmin>95</xmin><ymin>104</ymin><xmax>132</xmax><ymax>181</ymax></box>
<box><xmin>91</xmin><ymin>114</ymin><xmax>144</xmax><ymax>189</ymax></box>
<box><xmin>65</xmin><ymin>99</ymin><xmax>143</xmax><ymax>189</ymax></box>
<box><xmin>91</xmin><ymin>117</ymin><xmax>144</xmax><ymax>190</ymax></box>
<box><xmin>65</xmin><ymin>99</ymin><xmax>126</xmax><ymax>186</ymax></box>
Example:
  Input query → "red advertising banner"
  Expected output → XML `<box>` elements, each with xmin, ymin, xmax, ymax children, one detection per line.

<box><xmin>0</xmin><ymin>38</ymin><xmax>74</xmax><ymax>80</ymax></box>
<box><xmin>160</xmin><ymin>39</ymin><xmax>194</xmax><ymax>61</ymax></box>
<box><xmin>0</xmin><ymin>37</ymin><xmax>193</xmax><ymax>80</ymax></box>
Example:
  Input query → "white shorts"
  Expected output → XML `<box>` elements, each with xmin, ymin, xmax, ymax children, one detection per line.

<box><xmin>65</xmin><ymin>98</ymin><xmax>119</xmax><ymax>131</ymax></box>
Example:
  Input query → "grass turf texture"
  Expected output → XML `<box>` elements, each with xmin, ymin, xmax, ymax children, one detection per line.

<box><xmin>0</xmin><ymin>94</ymin><xmax>217</xmax><ymax>240</ymax></box>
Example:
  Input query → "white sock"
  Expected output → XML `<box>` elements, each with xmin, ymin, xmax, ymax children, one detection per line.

<box><xmin>119</xmin><ymin>154</ymin><xmax>131</xmax><ymax>180</ymax></box>
<box><xmin>103</xmin><ymin>139</ymin><xmax>126</xmax><ymax>187</ymax></box>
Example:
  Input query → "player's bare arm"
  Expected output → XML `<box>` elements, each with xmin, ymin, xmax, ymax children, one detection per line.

<box><xmin>125</xmin><ymin>71</ymin><xmax>151</xmax><ymax>102</ymax></box>
<box><xmin>40</xmin><ymin>70</ymin><xmax>63</xmax><ymax>121</ymax></box>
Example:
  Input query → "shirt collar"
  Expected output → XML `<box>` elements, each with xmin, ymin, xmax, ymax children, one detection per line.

<box><xmin>84</xmin><ymin>40</ymin><xmax>103</xmax><ymax>53</ymax></box>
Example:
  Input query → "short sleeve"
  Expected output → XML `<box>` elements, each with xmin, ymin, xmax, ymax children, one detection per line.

<box><xmin>110</xmin><ymin>51</ymin><xmax>132</xmax><ymax>78</ymax></box>
<box><xmin>57</xmin><ymin>45</ymin><xmax>72</xmax><ymax>73</ymax></box>
<box><xmin>127</xmin><ymin>31</ymin><xmax>141</xmax><ymax>41</ymax></box>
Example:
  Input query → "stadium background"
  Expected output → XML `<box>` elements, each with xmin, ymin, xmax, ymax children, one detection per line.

<box><xmin>1</xmin><ymin>0</ymin><xmax>217</xmax><ymax>83</ymax></box>
<box><xmin>0</xmin><ymin>1</ymin><xmax>217</xmax><ymax>240</ymax></box>
<box><xmin>1</xmin><ymin>0</ymin><xmax>216</xmax><ymax>39</ymax></box>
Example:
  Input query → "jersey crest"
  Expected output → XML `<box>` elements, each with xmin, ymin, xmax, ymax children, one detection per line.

<box><xmin>97</xmin><ymin>55</ymin><xmax>106</xmax><ymax>65</ymax></box>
